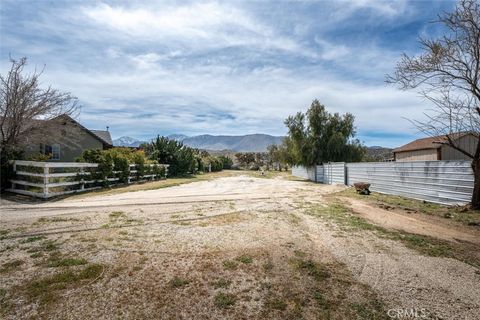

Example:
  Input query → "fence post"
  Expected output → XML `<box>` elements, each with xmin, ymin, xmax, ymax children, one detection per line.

<box><xmin>80</xmin><ymin>166</ymin><xmax>85</xmax><ymax>191</ymax></box>
<box><xmin>11</xmin><ymin>161</ymin><xmax>17</xmax><ymax>190</ymax></box>
<box><xmin>344</xmin><ymin>163</ymin><xmax>348</xmax><ymax>185</ymax></box>
<box><xmin>43</xmin><ymin>165</ymin><xmax>49</xmax><ymax>198</ymax></box>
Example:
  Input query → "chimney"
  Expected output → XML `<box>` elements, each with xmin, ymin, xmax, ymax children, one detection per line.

<box><xmin>106</xmin><ymin>126</ymin><xmax>109</xmax><ymax>131</ymax></box>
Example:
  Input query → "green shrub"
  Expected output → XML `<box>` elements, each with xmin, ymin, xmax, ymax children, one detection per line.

<box><xmin>0</xmin><ymin>148</ymin><xmax>23</xmax><ymax>192</ymax></box>
<box><xmin>132</xmin><ymin>151</ymin><xmax>145</xmax><ymax>180</ymax></box>
<box><xmin>218</xmin><ymin>156</ymin><xmax>233</xmax><ymax>169</ymax></box>
<box><xmin>78</xmin><ymin>148</ymin><xmax>156</xmax><ymax>184</ymax></box>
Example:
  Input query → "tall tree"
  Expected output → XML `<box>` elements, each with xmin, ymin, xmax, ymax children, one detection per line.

<box><xmin>284</xmin><ymin>100</ymin><xmax>365</xmax><ymax>166</ymax></box>
<box><xmin>387</xmin><ymin>0</ymin><xmax>480</xmax><ymax>209</ymax></box>
<box><xmin>0</xmin><ymin>57</ymin><xmax>78</xmax><ymax>153</ymax></box>
<box><xmin>0</xmin><ymin>57</ymin><xmax>78</xmax><ymax>189</ymax></box>
<box><xmin>144</xmin><ymin>136</ymin><xmax>197</xmax><ymax>176</ymax></box>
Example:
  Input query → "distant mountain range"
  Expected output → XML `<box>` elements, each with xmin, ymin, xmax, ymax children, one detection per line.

<box><xmin>113</xmin><ymin>136</ymin><xmax>146</xmax><ymax>147</ymax></box>
<box><xmin>365</xmin><ymin>146</ymin><xmax>393</xmax><ymax>161</ymax></box>
<box><xmin>181</xmin><ymin>134</ymin><xmax>284</xmax><ymax>152</ymax></box>
<box><xmin>112</xmin><ymin>134</ymin><xmax>284</xmax><ymax>152</ymax></box>
<box><xmin>113</xmin><ymin>135</ymin><xmax>393</xmax><ymax>157</ymax></box>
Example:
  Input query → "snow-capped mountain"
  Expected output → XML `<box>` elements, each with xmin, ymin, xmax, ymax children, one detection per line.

<box><xmin>112</xmin><ymin>136</ymin><xmax>145</xmax><ymax>147</ymax></box>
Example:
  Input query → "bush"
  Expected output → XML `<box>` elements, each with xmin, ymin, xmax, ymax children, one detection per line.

<box><xmin>218</xmin><ymin>155</ymin><xmax>233</xmax><ymax>169</ymax></box>
<box><xmin>77</xmin><ymin>148</ymin><xmax>162</xmax><ymax>184</ymax></box>
<box><xmin>78</xmin><ymin>149</ymin><xmax>113</xmax><ymax>185</ymax></box>
<box><xmin>145</xmin><ymin>137</ymin><xmax>196</xmax><ymax>177</ymax></box>
<box><xmin>152</xmin><ymin>163</ymin><xmax>166</xmax><ymax>178</ymax></box>
<box><xmin>26</xmin><ymin>153</ymin><xmax>51</xmax><ymax>161</ymax></box>
<box><xmin>0</xmin><ymin>148</ymin><xmax>23</xmax><ymax>192</ymax></box>
<box><xmin>131</xmin><ymin>151</ymin><xmax>145</xmax><ymax>180</ymax></box>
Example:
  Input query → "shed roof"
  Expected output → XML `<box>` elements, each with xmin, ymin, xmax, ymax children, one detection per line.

<box><xmin>90</xmin><ymin>129</ymin><xmax>113</xmax><ymax>146</ymax></box>
<box><xmin>393</xmin><ymin>133</ymin><xmax>470</xmax><ymax>153</ymax></box>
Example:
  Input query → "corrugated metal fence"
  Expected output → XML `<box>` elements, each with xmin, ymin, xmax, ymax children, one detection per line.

<box><xmin>291</xmin><ymin>165</ymin><xmax>317</xmax><ymax>182</ymax></box>
<box><xmin>291</xmin><ymin>160</ymin><xmax>474</xmax><ymax>205</ymax></box>
<box><xmin>323</xmin><ymin>162</ymin><xmax>346</xmax><ymax>185</ymax></box>
<box><xmin>316</xmin><ymin>165</ymin><xmax>324</xmax><ymax>183</ymax></box>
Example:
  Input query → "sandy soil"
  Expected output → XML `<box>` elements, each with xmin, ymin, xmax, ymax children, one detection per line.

<box><xmin>341</xmin><ymin>197</ymin><xmax>480</xmax><ymax>245</ymax></box>
<box><xmin>1</xmin><ymin>174</ymin><xmax>479</xmax><ymax>319</ymax></box>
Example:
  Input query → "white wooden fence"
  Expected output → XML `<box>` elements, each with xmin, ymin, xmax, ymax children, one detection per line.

<box><xmin>7</xmin><ymin>160</ymin><xmax>168</xmax><ymax>199</ymax></box>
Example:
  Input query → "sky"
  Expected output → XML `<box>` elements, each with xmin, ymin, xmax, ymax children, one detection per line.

<box><xmin>0</xmin><ymin>0</ymin><xmax>456</xmax><ymax>147</ymax></box>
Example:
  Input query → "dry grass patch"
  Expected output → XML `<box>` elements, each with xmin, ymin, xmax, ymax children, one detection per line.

<box><xmin>168</xmin><ymin>276</ymin><xmax>190</xmax><ymax>288</ymax></box>
<box><xmin>222</xmin><ymin>260</ymin><xmax>238</xmax><ymax>270</ymax></box>
<box><xmin>211</xmin><ymin>279</ymin><xmax>232</xmax><ymax>289</ymax></box>
<box><xmin>214</xmin><ymin>292</ymin><xmax>236</xmax><ymax>309</ymax></box>
<box><xmin>23</xmin><ymin>263</ymin><xmax>104</xmax><ymax>306</ymax></box>
<box><xmin>334</xmin><ymin>187</ymin><xmax>480</xmax><ymax>226</ymax></box>
<box><xmin>306</xmin><ymin>201</ymin><xmax>480</xmax><ymax>268</ymax></box>
<box><xmin>0</xmin><ymin>259</ymin><xmax>24</xmax><ymax>273</ymax></box>
<box><xmin>236</xmin><ymin>254</ymin><xmax>253</xmax><ymax>264</ymax></box>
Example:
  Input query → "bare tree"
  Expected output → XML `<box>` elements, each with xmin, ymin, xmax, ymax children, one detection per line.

<box><xmin>0</xmin><ymin>57</ymin><xmax>78</xmax><ymax>189</ymax></box>
<box><xmin>387</xmin><ymin>0</ymin><xmax>480</xmax><ymax>209</ymax></box>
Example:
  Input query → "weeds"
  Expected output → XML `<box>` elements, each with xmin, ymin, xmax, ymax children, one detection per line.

<box><xmin>292</xmin><ymin>259</ymin><xmax>330</xmax><ymax>281</ymax></box>
<box><xmin>0</xmin><ymin>229</ymin><xmax>10</xmax><ymax>240</ymax></box>
<box><xmin>222</xmin><ymin>260</ymin><xmax>238</xmax><ymax>270</ymax></box>
<box><xmin>236</xmin><ymin>254</ymin><xmax>253</xmax><ymax>264</ymax></box>
<box><xmin>0</xmin><ymin>260</ymin><xmax>24</xmax><ymax>273</ymax></box>
<box><xmin>35</xmin><ymin>217</ymin><xmax>80</xmax><ymax>224</ymax></box>
<box><xmin>42</xmin><ymin>240</ymin><xmax>59</xmax><ymax>251</ymax></box>
<box><xmin>30</xmin><ymin>252</ymin><xmax>43</xmax><ymax>259</ymax></box>
<box><xmin>214</xmin><ymin>292</ymin><xmax>235</xmax><ymax>309</ymax></box>
<box><xmin>263</xmin><ymin>261</ymin><xmax>274</xmax><ymax>272</ymax></box>
<box><xmin>169</xmin><ymin>276</ymin><xmax>190</xmax><ymax>288</ymax></box>
<box><xmin>47</xmin><ymin>258</ymin><xmax>87</xmax><ymax>267</ymax></box>
<box><xmin>0</xmin><ymin>288</ymin><xmax>6</xmax><ymax>301</ymax></box>
<box><xmin>266</xmin><ymin>298</ymin><xmax>287</xmax><ymax>311</ymax></box>
<box><xmin>25</xmin><ymin>264</ymin><xmax>103</xmax><ymax>305</ymax></box>
<box><xmin>21</xmin><ymin>236</ymin><xmax>46</xmax><ymax>243</ymax></box>
<box><xmin>212</xmin><ymin>279</ymin><xmax>232</xmax><ymax>289</ymax></box>
<box><xmin>109</xmin><ymin>211</ymin><xmax>126</xmax><ymax>220</ymax></box>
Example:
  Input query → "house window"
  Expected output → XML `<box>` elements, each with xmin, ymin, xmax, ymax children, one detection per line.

<box><xmin>40</xmin><ymin>143</ymin><xmax>60</xmax><ymax>160</ymax></box>
<box><xmin>51</xmin><ymin>144</ymin><xmax>60</xmax><ymax>160</ymax></box>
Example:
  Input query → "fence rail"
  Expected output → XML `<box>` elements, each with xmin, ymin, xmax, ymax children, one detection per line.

<box><xmin>291</xmin><ymin>160</ymin><xmax>474</xmax><ymax>205</ymax></box>
<box><xmin>7</xmin><ymin>160</ymin><xmax>168</xmax><ymax>199</ymax></box>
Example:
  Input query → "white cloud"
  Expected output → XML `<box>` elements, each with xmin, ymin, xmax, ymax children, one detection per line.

<box><xmin>81</xmin><ymin>2</ymin><xmax>307</xmax><ymax>55</ymax></box>
<box><xmin>335</xmin><ymin>0</ymin><xmax>409</xmax><ymax>19</ymax></box>
<box><xmin>349</xmin><ymin>0</ymin><xmax>408</xmax><ymax>16</ymax></box>
<box><xmin>314</xmin><ymin>38</ymin><xmax>351</xmax><ymax>61</ymax></box>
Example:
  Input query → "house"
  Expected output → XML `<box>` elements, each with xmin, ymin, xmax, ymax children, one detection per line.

<box><xmin>393</xmin><ymin>132</ymin><xmax>479</xmax><ymax>162</ymax></box>
<box><xmin>23</xmin><ymin>114</ymin><xmax>112</xmax><ymax>162</ymax></box>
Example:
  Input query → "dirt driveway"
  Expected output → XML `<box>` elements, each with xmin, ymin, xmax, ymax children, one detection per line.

<box><xmin>1</xmin><ymin>173</ymin><xmax>479</xmax><ymax>319</ymax></box>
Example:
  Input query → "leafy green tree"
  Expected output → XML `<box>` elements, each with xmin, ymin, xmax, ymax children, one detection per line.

<box><xmin>284</xmin><ymin>100</ymin><xmax>365</xmax><ymax>166</ymax></box>
<box><xmin>144</xmin><ymin>136</ymin><xmax>197</xmax><ymax>176</ymax></box>
<box><xmin>218</xmin><ymin>155</ymin><xmax>233</xmax><ymax>169</ymax></box>
<box><xmin>235</xmin><ymin>152</ymin><xmax>256</xmax><ymax>169</ymax></box>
